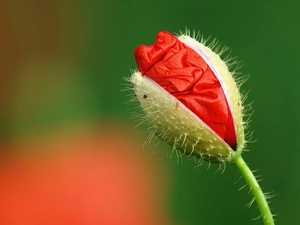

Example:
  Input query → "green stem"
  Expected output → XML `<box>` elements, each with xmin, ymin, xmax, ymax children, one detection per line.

<box><xmin>233</xmin><ymin>154</ymin><xmax>275</xmax><ymax>225</ymax></box>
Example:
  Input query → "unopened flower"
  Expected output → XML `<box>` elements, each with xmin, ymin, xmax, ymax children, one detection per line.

<box><xmin>130</xmin><ymin>31</ymin><xmax>246</xmax><ymax>163</ymax></box>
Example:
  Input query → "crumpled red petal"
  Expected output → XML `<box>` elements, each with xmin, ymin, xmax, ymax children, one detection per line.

<box><xmin>134</xmin><ymin>31</ymin><xmax>236</xmax><ymax>149</ymax></box>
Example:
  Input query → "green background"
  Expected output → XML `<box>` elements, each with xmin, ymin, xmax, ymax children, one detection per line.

<box><xmin>2</xmin><ymin>0</ymin><xmax>299</xmax><ymax>224</ymax></box>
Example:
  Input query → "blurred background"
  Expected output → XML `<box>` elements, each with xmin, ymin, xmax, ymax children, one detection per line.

<box><xmin>0</xmin><ymin>0</ymin><xmax>299</xmax><ymax>224</ymax></box>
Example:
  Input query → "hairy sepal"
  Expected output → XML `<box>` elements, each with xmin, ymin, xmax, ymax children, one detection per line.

<box><xmin>131</xmin><ymin>71</ymin><xmax>236</xmax><ymax>163</ymax></box>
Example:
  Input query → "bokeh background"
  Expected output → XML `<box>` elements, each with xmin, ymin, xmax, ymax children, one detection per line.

<box><xmin>0</xmin><ymin>1</ymin><xmax>299</xmax><ymax>225</ymax></box>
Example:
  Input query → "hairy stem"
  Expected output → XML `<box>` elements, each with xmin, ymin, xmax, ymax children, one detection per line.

<box><xmin>233</xmin><ymin>154</ymin><xmax>275</xmax><ymax>225</ymax></box>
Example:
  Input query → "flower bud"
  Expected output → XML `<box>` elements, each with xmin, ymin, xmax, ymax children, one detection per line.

<box><xmin>130</xmin><ymin>31</ymin><xmax>246</xmax><ymax>163</ymax></box>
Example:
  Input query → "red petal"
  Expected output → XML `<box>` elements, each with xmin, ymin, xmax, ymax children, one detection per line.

<box><xmin>134</xmin><ymin>31</ymin><xmax>236</xmax><ymax>149</ymax></box>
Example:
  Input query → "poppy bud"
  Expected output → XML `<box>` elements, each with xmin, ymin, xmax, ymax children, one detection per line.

<box><xmin>130</xmin><ymin>31</ymin><xmax>246</xmax><ymax>163</ymax></box>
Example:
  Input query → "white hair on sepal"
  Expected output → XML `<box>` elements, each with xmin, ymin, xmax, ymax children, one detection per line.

<box><xmin>179</xmin><ymin>32</ymin><xmax>247</xmax><ymax>148</ymax></box>
<box><xmin>126</xmin><ymin>30</ymin><xmax>254</xmax><ymax>168</ymax></box>
<box><xmin>129</xmin><ymin>71</ymin><xmax>236</xmax><ymax>164</ymax></box>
